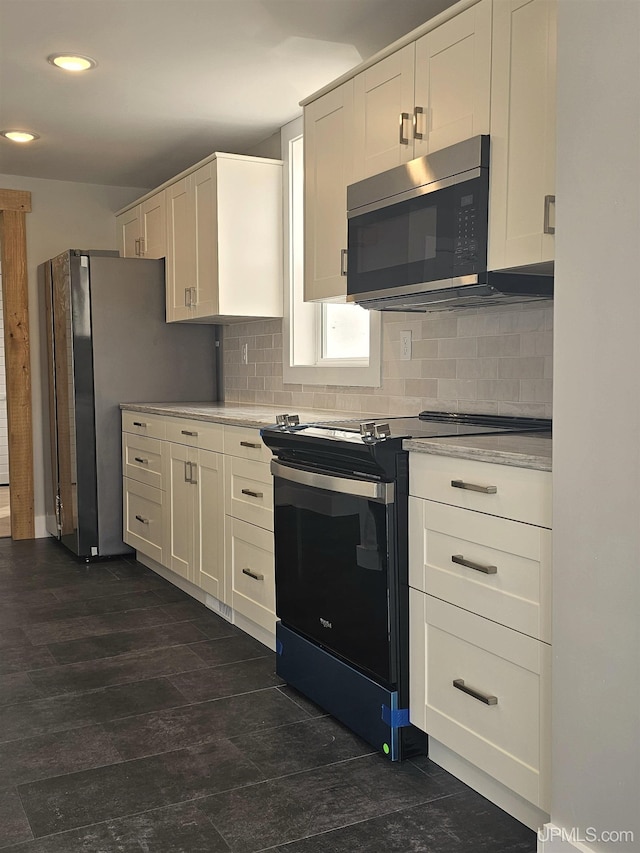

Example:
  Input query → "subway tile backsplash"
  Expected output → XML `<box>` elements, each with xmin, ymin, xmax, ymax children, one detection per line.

<box><xmin>222</xmin><ymin>303</ymin><xmax>553</xmax><ymax>419</ymax></box>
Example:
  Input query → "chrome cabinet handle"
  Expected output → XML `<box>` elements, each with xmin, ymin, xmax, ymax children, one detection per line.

<box><xmin>451</xmin><ymin>479</ymin><xmax>497</xmax><ymax>494</ymax></box>
<box><xmin>544</xmin><ymin>194</ymin><xmax>556</xmax><ymax>234</ymax></box>
<box><xmin>139</xmin><ymin>237</ymin><xmax>146</xmax><ymax>256</ymax></box>
<box><xmin>453</xmin><ymin>678</ymin><xmax>498</xmax><ymax>706</ymax></box>
<box><xmin>134</xmin><ymin>238</ymin><xmax>141</xmax><ymax>256</ymax></box>
<box><xmin>133</xmin><ymin>456</ymin><xmax>148</xmax><ymax>465</ymax></box>
<box><xmin>242</xmin><ymin>568</ymin><xmax>264</xmax><ymax>581</ymax></box>
<box><xmin>132</xmin><ymin>421</ymin><xmax>147</xmax><ymax>427</ymax></box>
<box><xmin>190</xmin><ymin>464</ymin><xmax>198</xmax><ymax>485</ymax></box>
<box><xmin>241</xmin><ymin>488</ymin><xmax>263</xmax><ymax>499</ymax></box>
<box><xmin>181</xmin><ymin>430</ymin><xmax>198</xmax><ymax>437</ymax></box>
<box><xmin>413</xmin><ymin>106</ymin><xmax>425</xmax><ymax>140</ymax></box>
<box><xmin>135</xmin><ymin>514</ymin><xmax>149</xmax><ymax>525</ymax></box>
<box><xmin>399</xmin><ymin>112</ymin><xmax>411</xmax><ymax>145</ymax></box>
<box><xmin>452</xmin><ymin>554</ymin><xmax>497</xmax><ymax>575</ymax></box>
<box><xmin>240</xmin><ymin>441</ymin><xmax>261</xmax><ymax>449</ymax></box>
<box><xmin>184</xmin><ymin>461</ymin><xmax>191</xmax><ymax>482</ymax></box>
<box><xmin>190</xmin><ymin>286</ymin><xmax>197</xmax><ymax>306</ymax></box>
<box><xmin>184</xmin><ymin>287</ymin><xmax>191</xmax><ymax>308</ymax></box>
<box><xmin>340</xmin><ymin>248</ymin><xmax>348</xmax><ymax>276</ymax></box>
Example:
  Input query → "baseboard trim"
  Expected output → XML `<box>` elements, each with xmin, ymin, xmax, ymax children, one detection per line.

<box><xmin>537</xmin><ymin>823</ymin><xmax>597</xmax><ymax>852</ymax></box>
<box><xmin>135</xmin><ymin>552</ymin><xmax>276</xmax><ymax>651</ymax></box>
<box><xmin>428</xmin><ymin>739</ymin><xmax>549</xmax><ymax>832</ymax></box>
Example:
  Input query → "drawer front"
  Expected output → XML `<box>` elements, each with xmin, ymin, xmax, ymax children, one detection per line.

<box><xmin>224</xmin><ymin>457</ymin><xmax>273</xmax><ymax>531</ymax></box>
<box><xmin>123</xmin><ymin>478</ymin><xmax>166</xmax><ymax>564</ymax></box>
<box><xmin>223</xmin><ymin>425</ymin><xmax>272</xmax><ymax>463</ymax></box>
<box><xmin>409</xmin><ymin>497</ymin><xmax>552</xmax><ymax>642</ymax></box>
<box><xmin>409</xmin><ymin>452</ymin><xmax>552</xmax><ymax>527</ymax></box>
<box><xmin>410</xmin><ymin>590</ymin><xmax>550</xmax><ymax>810</ymax></box>
<box><xmin>165</xmin><ymin>418</ymin><xmax>224</xmax><ymax>452</ymax></box>
<box><xmin>122</xmin><ymin>433</ymin><xmax>166</xmax><ymax>490</ymax></box>
<box><xmin>121</xmin><ymin>410</ymin><xmax>166</xmax><ymax>440</ymax></box>
<box><xmin>225</xmin><ymin>516</ymin><xmax>275</xmax><ymax>633</ymax></box>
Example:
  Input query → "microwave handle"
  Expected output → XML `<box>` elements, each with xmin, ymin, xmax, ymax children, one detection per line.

<box><xmin>340</xmin><ymin>249</ymin><xmax>348</xmax><ymax>276</ymax></box>
<box><xmin>270</xmin><ymin>459</ymin><xmax>395</xmax><ymax>505</ymax></box>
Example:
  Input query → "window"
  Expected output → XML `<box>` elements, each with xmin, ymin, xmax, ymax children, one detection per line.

<box><xmin>282</xmin><ymin>117</ymin><xmax>381</xmax><ymax>386</ymax></box>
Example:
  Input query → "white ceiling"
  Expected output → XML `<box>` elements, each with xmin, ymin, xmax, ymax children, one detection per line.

<box><xmin>0</xmin><ymin>0</ymin><xmax>455</xmax><ymax>189</ymax></box>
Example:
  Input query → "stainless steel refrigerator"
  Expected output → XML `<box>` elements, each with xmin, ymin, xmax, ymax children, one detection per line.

<box><xmin>40</xmin><ymin>249</ymin><xmax>220</xmax><ymax>559</ymax></box>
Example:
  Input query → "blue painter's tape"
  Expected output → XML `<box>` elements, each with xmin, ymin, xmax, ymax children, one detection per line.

<box><xmin>276</xmin><ymin>639</ymin><xmax>283</xmax><ymax>655</ymax></box>
<box><xmin>381</xmin><ymin>704</ymin><xmax>410</xmax><ymax>729</ymax></box>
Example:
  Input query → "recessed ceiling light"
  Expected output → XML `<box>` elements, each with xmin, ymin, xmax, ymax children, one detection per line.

<box><xmin>1</xmin><ymin>130</ymin><xmax>40</xmax><ymax>143</ymax></box>
<box><xmin>47</xmin><ymin>53</ymin><xmax>97</xmax><ymax>72</ymax></box>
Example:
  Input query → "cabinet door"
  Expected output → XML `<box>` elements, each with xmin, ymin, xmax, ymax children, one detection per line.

<box><xmin>192</xmin><ymin>162</ymin><xmax>218</xmax><ymax>318</ymax></box>
<box><xmin>304</xmin><ymin>82</ymin><xmax>354</xmax><ymax>302</ymax></box>
<box><xmin>413</xmin><ymin>0</ymin><xmax>491</xmax><ymax>156</ymax></box>
<box><xmin>488</xmin><ymin>0</ymin><xmax>557</xmax><ymax>271</ymax></box>
<box><xmin>193</xmin><ymin>448</ymin><xmax>224</xmax><ymax>601</ymax></box>
<box><xmin>353</xmin><ymin>45</ymin><xmax>415</xmax><ymax>180</ymax></box>
<box><xmin>167</xmin><ymin>442</ymin><xmax>194</xmax><ymax>581</ymax></box>
<box><xmin>140</xmin><ymin>191</ymin><xmax>167</xmax><ymax>259</ymax></box>
<box><xmin>116</xmin><ymin>206</ymin><xmax>141</xmax><ymax>258</ymax></box>
<box><xmin>166</xmin><ymin>176</ymin><xmax>196</xmax><ymax>322</ymax></box>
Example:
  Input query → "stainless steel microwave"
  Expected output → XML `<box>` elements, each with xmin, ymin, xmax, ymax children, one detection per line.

<box><xmin>346</xmin><ymin>136</ymin><xmax>553</xmax><ymax>312</ymax></box>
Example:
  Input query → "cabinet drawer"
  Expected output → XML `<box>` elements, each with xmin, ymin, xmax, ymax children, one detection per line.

<box><xmin>122</xmin><ymin>410</ymin><xmax>166</xmax><ymax>440</ymax></box>
<box><xmin>123</xmin><ymin>478</ymin><xmax>166</xmax><ymax>565</ymax></box>
<box><xmin>410</xmin><ymin>591</ymin><xmax>550</xmax><ymax>810</ymax></box>
<box><xmin>223</xmin><ymin>425</ymin><xmax>272</xmax><ymax>463</ymax></box>
<box><xmin>224</xmin><ymin>456</ymin><xmax>273</xmax><ymax>531</ymax></box>
<box><xmin>409</xmin><ymin>498</ymin><xmax>552</xmax><ymax>642</ymax></box>
<box><xmin>122</xmin><ymin>433</ymin><xmax>166</xmax><ymax>490</ymax></box>
<box><xmin>165</xmin><ymin>418</ymin><xmax>224</xmax><ymax>452</ymax></box>
<box><xmin>410</xmin><ymin>453</ymin><xmax>552</xmax><ymax>527</ymax></box>
<box><xmin>225</xmin><ymin>516</ymin><xmax>275</xmax><ymax>633</ymax></box>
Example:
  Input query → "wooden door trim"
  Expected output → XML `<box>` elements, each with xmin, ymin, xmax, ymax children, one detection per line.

<box><xmin>0</xmin><ymin>189</ymin><xmax>35</xmax><ymax>539</ymax></box>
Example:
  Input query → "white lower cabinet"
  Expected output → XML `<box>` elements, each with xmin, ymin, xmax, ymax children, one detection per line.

<box><xmin>122</xmin><ymin>410</ymin><xmax>275</xmax><ymax>644</ymax></box>
<box><xmin>409</xmin><ymin>450</ymin><xmax>552</xmax><ymax>821</ymax></box>
<box><xmin>410</xmin><ymin>591</ymin><xmax>550</xmax><ymax>810</ymax></box>
<box><xmin>123</xmin><ymin>477</ymin><xmax>166</xmax><ymax>566</ymax></box>
<box><xmin>225</xmin><ymin>516</ymin><xmax>275</xmax><ymax>634</ymax></box>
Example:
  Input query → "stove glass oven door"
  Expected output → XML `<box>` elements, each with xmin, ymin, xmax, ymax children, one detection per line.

<box><xmin>272</xmin><ymin>460</ymin><xmax>394</xmax><ymax>686</ymax></box>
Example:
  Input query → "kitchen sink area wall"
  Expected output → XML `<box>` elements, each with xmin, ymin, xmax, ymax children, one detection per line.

<box><xmin>222</xmin><ymin>303</ymin><xmax>553</xmax><ymax>418</ymax></box>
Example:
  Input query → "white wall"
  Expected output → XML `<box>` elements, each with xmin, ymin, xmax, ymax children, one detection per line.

<box><xmin>0</xmin><ymin>174</ymin><xmax>145</xmax><ymax>536</ymax></box>
<box><xmin>550</xmin><ymin>1</ymin><xmax>640</xmax><ymax>850</ymax></box>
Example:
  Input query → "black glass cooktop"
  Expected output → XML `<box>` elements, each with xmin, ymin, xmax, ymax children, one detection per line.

<box><xmin>303</xmin><ymin>411</ymin><xmax>551</xmax><ymax>442</ymax></box>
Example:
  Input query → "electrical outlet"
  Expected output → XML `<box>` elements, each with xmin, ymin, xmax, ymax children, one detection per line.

<box><xmin>241</xmin><ymin>343</ymin><xmax>248</xmax><ymax>364</ymax></box>
<box><xmin>400</xmin><ymin>330</ymin><xmax>412</xmax><ymax>361</ymax></box>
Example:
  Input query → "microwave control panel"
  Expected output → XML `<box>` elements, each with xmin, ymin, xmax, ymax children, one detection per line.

<box><xmin>453</xmin><ymin>193</ymin><xmax>480</xmax><ymax>270</ymax></box>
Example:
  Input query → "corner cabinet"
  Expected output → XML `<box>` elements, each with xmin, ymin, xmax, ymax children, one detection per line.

<box><xmin>408</xmin><ymin>451</ymin><xmax>552</xmax><ymax>828</ymax></box>
<box><xmin>166</xmin><ymin>154</ymin><xmax>283</xmax><ymax>323</ymax></box>
<box><xmin>488</xmin><ymin>0</ymin><xmax>557</xmax><ymax>271</ymax></box>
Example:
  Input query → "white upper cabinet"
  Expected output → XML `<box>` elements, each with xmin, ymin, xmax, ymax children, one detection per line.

<box><xmin>304</xmin><ymin>81</ymin><xmax>355</xmax><ymax>302</ymax></box>
<box><xmin>353</xmin><ymin>46</ymin><xmax>416</xmax><ymax>180</ymax></box>
<box><xmin>116</xmin><ymin>190</ymin><xmax>166</xmax><ymax>260</ymax></box>
<box><xmin>413</xmin><ymin>0</ymin><xmax>492</xmax><ymax>157</ymax></box>
<box><xmin>488</xmin><ymin>0</ymin><xmax>557</xmax><ymax>271</ymax></box>
<box><xmin>166</xmin><ymin>154</ymin><xmax>283</xmax><ymax>323</ymax></box>
<box><xmin>352</xmin><ymin>0</ymin><xmax>491</xmax><ymax>181</ymax></box>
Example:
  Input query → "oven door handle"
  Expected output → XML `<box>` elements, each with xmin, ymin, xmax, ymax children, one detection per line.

<box><xmin>270</xmin><ymin>460</ymin><xmax>395</xmax><ymax>505</ymax></box>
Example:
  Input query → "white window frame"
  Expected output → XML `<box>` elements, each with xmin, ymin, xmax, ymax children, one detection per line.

<box><xmin>281</xmin><ymin>116</ymin><xmax>381</xmax><ymax>387</ymax></box>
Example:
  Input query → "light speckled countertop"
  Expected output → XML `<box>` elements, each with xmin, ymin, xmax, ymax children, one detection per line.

<box><xmin>403</xmin><ymin>433</ymin><xmax>552</xmax><ymax>471</ymax></box>
<box><xmin>121</xmin><ymin>402</ymin><xmax>552</xmax><ymax>470</ymax></box>
<box><xmin>119</xmin><ymin>402</ymin><xmax>371</xmax><ymax>429</ymax></box>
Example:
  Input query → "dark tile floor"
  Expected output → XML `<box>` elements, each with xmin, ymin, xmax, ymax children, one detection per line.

<box><xmin>0</xmin><ymin>539</ymin><xmax>536</xmax><ymax>852</ymax></box>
